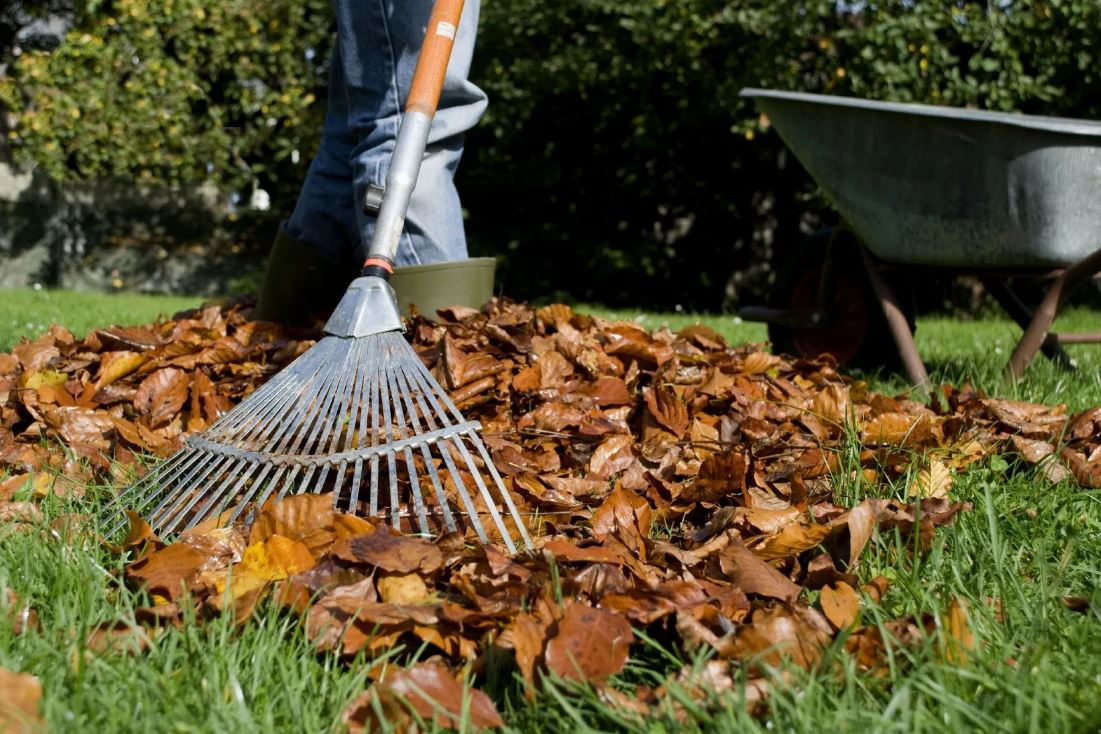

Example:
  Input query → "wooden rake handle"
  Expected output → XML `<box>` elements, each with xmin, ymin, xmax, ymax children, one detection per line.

<box><xmin>406</xmin><ymin>0</ymin><xmax>465</xmax><ymax>118</ymax></box>
<box><xmin>362</xmin><ymin>0</ymin><xmax>467</xmax><ymax>271</ymax></box>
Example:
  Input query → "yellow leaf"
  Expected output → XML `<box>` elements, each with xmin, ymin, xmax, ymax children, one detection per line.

<box><xmin>740</xmin><ymin>351</ymin><xmax>781</xmax><ymax>375</ymax></box>
<box><xmin>861</xmin><ymin>412</ymin><xmax>931</xmax><ymax>447</ymax></box>
<box><xmin>236</xmin><ymin>534</ymin><xmax>315</xmax><ymax>581</ymax></box>
<box><xmin>943</xmin><ymin>597</ymin><xmax>974</xmax><ymax>665</ymax></box>
<box><xmin>96</xmin><ymin>351</ymin><xmax>148</xmax><ymax>388</ymax></box>
<box><xmin>910</xmin><ymin>459</ymin><xmax>953</xmax><ymax>499</ymax></box>
<box><xmin>820</xmin><ymin>581</ymin><xmax>860</xmax><ymax>630</ymax></box>
<box><xmin>377</xmin><ymin>573</ymin><xmax>430</xmax><ymax>604</ymax></box>
<box><xmin>20</xmin><ymin>369</ymin><xmax>67</xmax><ymax>390</ymax></box>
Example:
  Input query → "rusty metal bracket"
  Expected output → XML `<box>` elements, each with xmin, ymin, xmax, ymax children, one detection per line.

<box><xmin>859</xmin><ymin>245</ymin><xmax>929</xmax><ymax>388</ymax></box>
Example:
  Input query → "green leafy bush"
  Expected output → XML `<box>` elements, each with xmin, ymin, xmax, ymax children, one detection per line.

<box><xmin>1</xmin><ymin>0</ymin><xmax>332</xmax><ymax>203</ymax></box>
<box><xmin>3</xmin><ymin>1</ymin><xmax>1100</xmax><ymax>307</ymax></box>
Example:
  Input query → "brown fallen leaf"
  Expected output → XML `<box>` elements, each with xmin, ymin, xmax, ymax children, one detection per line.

<box><xmin>943</xmin><ymin>597</ymin><xmax>974</xmax><ymax>665</ymax></box>
<box><xmin>332</xmin><ymin>526</ymin><xmax>443</xmax><ymax>574</ymax></box>
<box><xmin>718</xmin><ymin>537</ymin><xmax>801</xmax><ymax>602</ymax></box>
<box><xmin>248</xmin><ymin>492</ymin><xmax>336</xmax><ymax>556</ymax></box>
<box><xmin>590</xmin><ymin>484</ymin><xmax>652</xmax><ymax>551</ymax></box>
<box><xmin>343</xmin><ymin>663</ymin><xmax>504</xmax><ymax>732</ymax></box>
<box><xmin>644</xmin><ymin>386</ymin><xmax>689</xmax><ymax>438</ymax></box>
<box><xmin>544</xmin><ymin>602</ymin><xmax>634</xmax><ymax>682</ymax></box>
<box><xmin>909</xmin><ymin>459</ymin><xmax>953</xmax><ymax>499</ymax></box>
<box><xmin>235</xmin><ymin>535</ymin><xmax>316</xmax><ymax>580</ymax></box>
<box><xmin>127</xmin><ymin>543</ymin><xmax>206</xmax><ymax>601</ymax></box>
<box><xmin>0</xmin><ymin>668</ymin><xmax>42</xmax><ymax>734</ymax></box>
<box><xmin>133</xmin><ymin>367</ymin><xmax>190</xmax><ymax>427</ymax></box>
<box><xmin>820</xmin><ymin>581</ymin><xmax>860</xmax><ymax>630</ymax></box>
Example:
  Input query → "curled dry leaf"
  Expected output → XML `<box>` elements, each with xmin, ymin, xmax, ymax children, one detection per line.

<box><xmin>248</xmin><ymin>492</ymin><xmax>336</xmax><ymax>555</ymax></box>
<box><xmin>718</xmin><ymin>537</ymin><xmax>801</xmax><ymax>602</ymax></box>
<box><xmin>332</xmin><ymin>526</ymin><xmax>443</xmax><ymax>574</ymax></box>
<box><xmin>133</xmin><ymin>368</ymin><xmax>190</xmax><ymax>427</ymax></box>
<box><xmin>644</xmin><ymin>386</ymin><xmax>690</xmax><ymax>437</ymax></box>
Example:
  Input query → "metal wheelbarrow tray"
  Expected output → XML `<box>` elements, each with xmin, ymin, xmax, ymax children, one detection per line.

<box><xmin>739</xmin><ymin>88</ymin><xmax>1101</xmax><ymax>383</ymax></box>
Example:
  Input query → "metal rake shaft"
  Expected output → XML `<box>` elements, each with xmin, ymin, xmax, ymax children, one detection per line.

<box><xmin>103</xmin><ymin>330</ymin><xmax>533</xmax><ymax>553</ymax></box>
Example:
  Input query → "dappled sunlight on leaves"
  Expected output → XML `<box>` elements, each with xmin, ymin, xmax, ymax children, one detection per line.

<box><xmin>0</xmin><ymin>298</ymin><xmax>1098</xmax><ymax>726</ymax></box>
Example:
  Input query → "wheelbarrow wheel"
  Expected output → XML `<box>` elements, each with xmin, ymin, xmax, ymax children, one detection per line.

<box><xmin>768</xmin><ymin>229</ymin><xmax>914</xmax><ymax>371</ymax></box>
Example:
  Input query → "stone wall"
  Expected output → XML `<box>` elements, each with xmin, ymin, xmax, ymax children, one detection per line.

<box><xmin>0</xmin><ymin>157</ymin><xmax>268</xmax><ymax>295</ymax></box>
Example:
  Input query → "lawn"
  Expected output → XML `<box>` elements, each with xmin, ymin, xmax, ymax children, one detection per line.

<box><xmin>1</xmin><ymin>289</ymin><xmax>1100</xmax><ymax>733</ymax></box>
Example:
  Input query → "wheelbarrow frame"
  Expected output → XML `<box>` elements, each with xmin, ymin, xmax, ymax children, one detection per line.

<box><xmin>738</xmin><ymin>89</ymin><xmax>1101</xmax><ymax>384</ymax></box>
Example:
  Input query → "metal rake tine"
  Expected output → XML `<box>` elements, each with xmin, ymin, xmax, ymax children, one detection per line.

<box><xmin>226</xmin><ymin>337</ymin><xmax>352</xmax><ymax>521</ymax></box>
<box><xmin>304</xmin><ymin>336</ymin><xmax>364</xmax><ymax>497</ymax></box>
<box><xmin>345</xmin><ymin>337</ymin><xmax>375</xmax><ymax>513</ymax></box>
<box><xmin>203</xmin><ymin>339</ymin><xmax>331</xmax><ymax>443</ymax></box>
<box><xmin>224</xmin><ymin>346</ymin><xmax>334</xmax><ymax>446</ymax></box>
<box><xmin>231</xmin><ymin>463</ymin><xmax>300</xmax><ymax>527</ymax></box>
<box><xmin>191</xmin><ymin>461</ymin><xmax>275</xmax><ymax>533</ymax></box>
<box><xmin>147</xmin><ymin>451</ymin><xmax>237</xmax><ymax>530</ymax></box>
<box><xmin>382</xmin><ymin>341</ymin><xmax>429</xmax><ymax>534</ymax></box>
<box><xmin>331</xmin><ymin>460</ymin><xmax>349</xmax><ymax>510</ymax></box>
<box><xmin>395</xmin><ymin>344</ymin><xmax>490</xmax><ymax>542</ymax></box>
<box><xmin>367</xmin><ymin>333</ymin><xmax>385</xmax><ymax>517</ymax></box>
<box><xmin>398</xmin><ymin>334</ymin><xmax>532</xmax><ymax>550</ymax></box>
<box><xmin>174</xmin><ymin>458</ymin><xmax>266</xmax><ymax>535</ymax></box>
<box><xmin>436</xmin><ymin>435</ymin><xmax>490</xmax><ymax>544</ymax></box>
<box><xmin>471</xmin><ymin>435</ymin><xmax>534</xmax><ymax>549</ymax></box>
<box><xmin>377</xmin><ymin>339</ymin><xmax>402</xmax><ymax>529</ymax></box>
<box><xmin>102</xmin><ymin>447</ymin><xmax>198</xmax><ymax>532</ymax></box>
<box><xmin>452</xmin><ymin>434</ymin><xmax>517</xmax><ymax>553</ymax></box>
<box><xmin>403</xmin><ymin>343</ymin><xmax>467</xmax><ymax>425</ymax></box>
<box><xmin>391</xmin><ymin>345</ymin><xmax>457</xmax><ymax>533</ymax></box>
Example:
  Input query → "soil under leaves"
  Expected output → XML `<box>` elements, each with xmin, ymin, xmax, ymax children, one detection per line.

<box><xmin>2</xmin><ymin>298</ymin><xmax>1100</xmax><ymax>730</ymax></box>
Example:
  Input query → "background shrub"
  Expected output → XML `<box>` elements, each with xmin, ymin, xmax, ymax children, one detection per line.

<box><xmin>2</xmin><ymin>1</ymin><xmax>1100</xmax><ymax>308</ymax></box>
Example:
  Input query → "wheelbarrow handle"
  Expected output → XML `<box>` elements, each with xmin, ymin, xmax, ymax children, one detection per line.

<box><xmin>363</xmin><ymin>0</ymin><xmax>465</xmax><ymax>274</ymax></box>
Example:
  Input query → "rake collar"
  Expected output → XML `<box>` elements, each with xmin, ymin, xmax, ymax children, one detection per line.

<box><xmin>324</xmin><ymin>275</ymin><xmax>404</xmax><ymax>338</ymax></box>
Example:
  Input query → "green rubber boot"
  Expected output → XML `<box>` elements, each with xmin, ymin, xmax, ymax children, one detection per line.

<box><xmin>389</xmin><ymin>257</ymin><xmax>497</xmax><ymax>317</ymax></box>
<box><xmin>252</xmin><ymin>226</ymin><xmax>360</xmax><ymax>326</ymax></box>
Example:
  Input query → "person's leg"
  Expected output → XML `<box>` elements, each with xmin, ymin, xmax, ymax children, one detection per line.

<box><xmin>254</xmin><ymin>46</ymin><xmax>361</xmax><ymax>324</ymax></box>
<box><xmin>333</xmin><ymin>0</ymin><xmax>487</xmax><ymax>266</ymax></box>
<box><xmin>257</xmin><ymin>0</ymin><xmax>487</xmax><ymax>323</ymax></box>
<box><xmin>284</xmin><ymin>44</ymin><xmax>361</xmax><ymax>265</ymax></box>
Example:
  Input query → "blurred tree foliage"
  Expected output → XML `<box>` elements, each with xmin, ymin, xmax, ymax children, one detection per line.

<box><xmin>1</xmin><ymin>0</ymin><xmax>333</xmax><ymax>204</ymax></box>
<box><xmin>2</xmin><ymin>0</ymin><xmax>1099</xmax><ymax>307</ymax></box>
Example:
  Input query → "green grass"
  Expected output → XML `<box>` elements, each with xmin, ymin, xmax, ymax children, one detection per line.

<box><xmin>0</xmin><ymin>288</ymin><xmax>204</xmax><ymax>351</ymax></box>
<box><xmin>2</xmin><ymin>291</ymin><xmax>1101</xmax><ymax>733</ymax></box>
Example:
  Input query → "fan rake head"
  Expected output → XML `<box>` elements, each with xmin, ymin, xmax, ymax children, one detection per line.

<box><xmin>102</xmin><ymin>329</ymin><xmax>533</xmax><ymax>553</ymax></box>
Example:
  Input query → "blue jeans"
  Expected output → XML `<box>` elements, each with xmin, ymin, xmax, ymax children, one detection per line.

<box><xmin>286</xmin><ymin>0</ymin><xmax>486</xmax><ymax>267</ymax></box>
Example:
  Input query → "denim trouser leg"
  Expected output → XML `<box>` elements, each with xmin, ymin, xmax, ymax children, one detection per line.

<box><xmin>286</xmin><ymin>0</ymin><xmax>487</xmax><ymax>267</ymax></box>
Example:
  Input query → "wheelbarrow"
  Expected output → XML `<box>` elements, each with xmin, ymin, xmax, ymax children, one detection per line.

<box><xmin>738</xmin><ymin>88</ymin><xmax>1101</xmax><ymax>385</ymax></box>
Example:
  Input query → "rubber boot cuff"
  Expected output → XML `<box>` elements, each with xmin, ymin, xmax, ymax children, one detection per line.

<box><xmin>253</xmin><ymin>225</ymin><xmax>360</xmax><ymax>326</ymax></box>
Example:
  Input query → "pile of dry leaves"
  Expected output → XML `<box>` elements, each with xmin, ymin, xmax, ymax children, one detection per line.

<box><xmin>2</xmin><ymin>298</ymin><xmax>1100</xmax><ymax>729</ymax></box>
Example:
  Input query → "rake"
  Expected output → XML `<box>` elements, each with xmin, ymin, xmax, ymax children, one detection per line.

<box><xmin>102</xmin><ymin>0</ymin><xmax>533</xmax><ymax>552</ymax></box>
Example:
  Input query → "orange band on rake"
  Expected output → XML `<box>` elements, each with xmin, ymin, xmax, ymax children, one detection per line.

<box><xmin>363</xmin><ymin>257</ymin><xmax>394</xmax><ymax>274</ymax></box>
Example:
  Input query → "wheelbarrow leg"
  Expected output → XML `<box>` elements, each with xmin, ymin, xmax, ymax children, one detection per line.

<box><xmin>858</xmin><ymin>246</ymin><xmax>929</xmax><ymax>387</ymax></box>
<box><xmin>980</xmin><ymin>277</ymin><xmax>1074</xmax><ymax>370</ymax></box>
<box><xmin>1007</xmin><ymin>246</ymin><xmax>1101</xmax><ymax>379</ymax></box>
